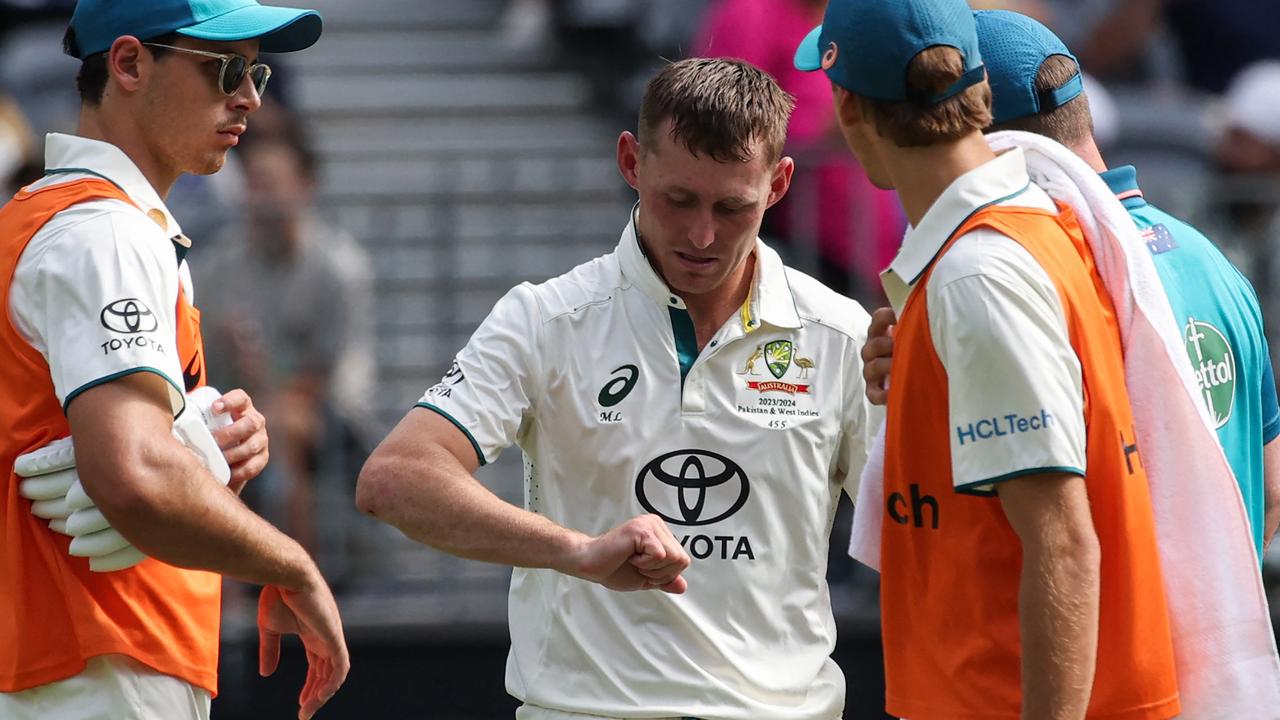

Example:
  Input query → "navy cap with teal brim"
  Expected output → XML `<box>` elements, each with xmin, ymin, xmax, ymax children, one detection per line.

<box><xmin>793</xmin><ymin>0</ymin><xmax>985</xmax><ymax>105</ymax></box>
<box><xmin>974</xmin><ymin>10</ymin><xmax>1084</xmax><ymax>124</ymax></box>
<box><xmin>66</xmin><ymin>0</ymin><xmax>322</xmax><ymax>59</ymax></box>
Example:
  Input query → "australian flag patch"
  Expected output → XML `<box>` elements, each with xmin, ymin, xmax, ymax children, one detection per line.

<box><xmin>1143</xmin><ymin>224</ymin><xmax>1178</xmax><ymax>255</ymax></box>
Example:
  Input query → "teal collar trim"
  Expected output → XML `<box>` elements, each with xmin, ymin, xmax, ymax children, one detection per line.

<box><xmin>619</xmin><ymin>208</ymin><xmax>801</xmax><ymax>330</ymax></box>
<box><xmin>47</xmin><ymin>166</ymin><xmax>189</xmax><ymax>267</ymax></box>
<box><xmin>415</xmin><ymin>402</ymin><xmax>487</xmax><ymax>467</ymax></box>
<box><xmin>907</xmin><ymin>182</ymin><xmax>1031</xmax><ymax>285</ymax></box>
<box><xmin>669</xmin><ymin>307</ymin><xmax>698</xmax><ymax>387</ymax></box>
<box><xmin>891</xmin><ymin>149</ymin><xmax>1034</xmax><ymax>285</ymax></box>
<box><xmin>45</xmin><ymin>167</ymin><xmax>125</xmax><ymax>193</ymax></box>
<box><xmin>1099</xmin><ymin>165</ymin><xmax>1147</xmax><ymax>209</ymax></box>
<box><xmin>1119</xmin><ymin>195</ymin><xmax>1147</xmax><ymax>211</ymax></box>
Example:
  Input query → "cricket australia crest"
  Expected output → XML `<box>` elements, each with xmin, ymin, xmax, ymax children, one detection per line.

<box><xmin>765</xmin><ymin>340</ymin><xmax>793</xmax><ymax>378</ymax></box>
<box><xmin>733</xmin><ymin>338</ymin><xmax>820</xmax><ymax>430</ymax></box>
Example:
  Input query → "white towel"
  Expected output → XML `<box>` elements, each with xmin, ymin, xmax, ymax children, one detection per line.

<box><xmin>849</xmin><ymin>424</ymin><xmax>885</xmax><ymax>571</ymax></box>
<box><xmin>850</xmin><ymin>130</ymin><xmax>1280</xmax><ymax>717</ymax></box>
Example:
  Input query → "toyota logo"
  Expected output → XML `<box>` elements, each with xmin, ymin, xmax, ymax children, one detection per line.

<box><xmin>100</xmin><ymin>298</ymin><xmax>158</xmax><ymax>334</ymax></box>
<box><xmin>635</xmin><ymin>449</ymin><xmax>749</xmax><ymax>526</ymax></box>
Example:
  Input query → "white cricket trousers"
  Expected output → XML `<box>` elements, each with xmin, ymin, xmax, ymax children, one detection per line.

<box><xmin>0</xmin><ymin>654</ymin><xmax>210</xmax><ymax>720</ymax></box>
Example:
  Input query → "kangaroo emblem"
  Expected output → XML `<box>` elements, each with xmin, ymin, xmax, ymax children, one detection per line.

<box><xmin>738</xmin><ymin>345</ymin><xmax>764</xmax><ymax>375</ymax></box>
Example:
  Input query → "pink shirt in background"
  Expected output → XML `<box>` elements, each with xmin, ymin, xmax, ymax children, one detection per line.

<box><xmin>694</xmin><ymin>0</ymin><xmax>832</xmax><ymax>143</ymax></box>
<box><xmin>693</xmin><ymin>0</ymin><xmax>905</xmax><ymax>297</ymax></box>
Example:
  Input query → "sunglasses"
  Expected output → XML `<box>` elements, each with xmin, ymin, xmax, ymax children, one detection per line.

<box><xmin>143</xmin><ymin>43</ymin><xmax>272</xmax><ymax>96</ymax></box>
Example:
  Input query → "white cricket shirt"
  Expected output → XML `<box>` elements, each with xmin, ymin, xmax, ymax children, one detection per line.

<box><xmin>880</xmin><ymin>148</ymin><xmax>1087</xmax><ymax>493</ymax></box>
<box><xmin>9</xmin><ymin>133</ymin><xmax>191</xmax><ymax>415</ymax></box>
<box><xmin>419</xmin><ymin>212</ymin><xmax>879</xmax><ymax>719</ymax></box>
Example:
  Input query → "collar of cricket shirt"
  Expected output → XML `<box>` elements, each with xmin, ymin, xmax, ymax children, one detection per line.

<box><xmin>880</xmin><ymin>146</ymin><xmax>1032</xmax><ymax>311</ymax></box>
<box><xmin>617</xmin><ymin>203</ymin><xmax>802</xmax><ymax>333</ymax></box>
<box><xmin>42</xmin><ymin>132</ymin><xmax>185</xmax><ymax>240</ymax></box>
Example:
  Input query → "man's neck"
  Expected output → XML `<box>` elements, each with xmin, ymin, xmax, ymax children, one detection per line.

<box><xmin>1071</xmin><ymin>137</ymin><xmax>1109</xmax><ymax>174</ymax></box>
<box><xmin>78</xmin><ymin>108</ymin><xmax>178</xmax><ymax>199</ymax></box>
<box><xmin>886</xmin><ymin>132</ymin><xmax>996</xmax><ymax>226</ymax></box>
<box><xmin>679</xmin><ymin>252</ymin><xmax>755</xmax><ymax>349</ymax></box>
<box><xmin>635</xmin><ymin>213</ymin><xmax>757</xmax><ymax>349</ymax></box>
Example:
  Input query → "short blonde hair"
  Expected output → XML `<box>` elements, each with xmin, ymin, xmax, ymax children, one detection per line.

<box><xmin>639</xmin><ymin>57</ymin><xmax>795</xmax><ymax>163</ymax></box>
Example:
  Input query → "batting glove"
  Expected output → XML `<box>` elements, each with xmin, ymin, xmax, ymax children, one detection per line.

<box><xmin>15</xmin><ymin>386</ymin><xmax>233</xmax><ymax>571</ymax></box>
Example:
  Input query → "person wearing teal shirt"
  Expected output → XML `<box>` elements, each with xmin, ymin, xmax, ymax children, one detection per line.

<box><xmin>859</xmin><ymin>10</ymin><xmax>1280</xmax><ymax>559</ymax></box>
<box><xmin>977</xmin><ymin>9</ymin><xmax>1280</xmax><ymax>559</ymax></box>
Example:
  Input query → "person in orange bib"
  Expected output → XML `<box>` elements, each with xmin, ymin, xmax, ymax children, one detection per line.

<box><xmin>0</xmin><ymin>2</ymin><xmax>348</xmax><ymax>720</ymax></box>
<box><xmin>793</xmin><ymin>0</ymin><xmax>1179</xmax><ymax>718</ymax></box>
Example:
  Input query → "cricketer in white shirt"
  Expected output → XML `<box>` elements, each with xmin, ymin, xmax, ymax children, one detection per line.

<box><xmin>416</xmin><ymin>209</ymin><xmax>878</xmax><ymax>720</ymax></box>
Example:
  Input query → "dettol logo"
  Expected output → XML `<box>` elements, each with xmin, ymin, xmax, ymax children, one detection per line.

<box><xmin>1185</xmin><ymin>316</ymin><xmax>1236</xmax><ymax>429</ymax></box>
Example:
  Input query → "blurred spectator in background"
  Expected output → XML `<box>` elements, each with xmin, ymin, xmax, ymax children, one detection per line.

<box><xmin>694</xmin><ymin>0</ymin><xmax>904</xmax><ymax>301</ymax></box>
<box><xmin>0</xmin><ymin>93</ymin><xmax>39</xmax><ymax>194</ymax></box>
<box><xmin>195</xmin><ymin>105</ymin><xmax>376</xmax><ymax>567</ymax></box>
<box><xmin>500</xmin><ymin>0</ymin><xmax>554</xmax><ymax>50</ymax></box>
<box><xmin>0</xmin><ymin>7</ymin><xmax>78</xmax><ymax>138</ymax></box>
<box><xmin>1163</xmin><ymin>0</ymin><xmax>1280</xmax><ymax>94</ymax></box>
<box><xmin>1032</xmin><ymin>0</ymin><xmax>1280</xmax><ymax>93</ymax></box>
<box><xmin>1215</xmin><ymin>60</ymin><xmax>1280</xmax><ymax>228</ymax></box>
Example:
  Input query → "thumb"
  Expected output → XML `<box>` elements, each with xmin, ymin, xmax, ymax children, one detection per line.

<box><xmin>259</xmin><ymin>625</ymin><xmax>281</xmax><ymax>677</ymax></box>
<box><xmin>655</xmin><ymin>575</ymin><xmax>689</xmax><ymax>594</ymax></box>
<box><xmin>258</xmin><ymin>586</ymin><xmax>283</xmax><ymax>677</ymax></box>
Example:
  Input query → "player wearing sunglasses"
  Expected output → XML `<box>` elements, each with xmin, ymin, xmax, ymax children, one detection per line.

<box><xmin>0</xmin><ymin>2</ymin><xmax>348</xmax><ymax>720</ymax></box>
<box><xmin>143</xmin><ymin>42</ymin><xmax>273</xmax><ymax>97</ymax></box>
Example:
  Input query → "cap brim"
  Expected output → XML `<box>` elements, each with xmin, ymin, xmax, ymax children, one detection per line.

<box><xmin>176</xmin><ymin>5</ymin><xmax>322</xmax><ymax>53</ymax></box>
<box><xmin>793</xmin><ymin>25</ymin><xmax>824</xmax><ymax>71</ymax></box>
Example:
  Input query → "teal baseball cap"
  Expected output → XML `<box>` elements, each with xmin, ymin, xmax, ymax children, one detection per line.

<box><xmin>974</xmin><ymin>10</ymin><xmax>1084</xmax><ymax>124</ymax></box>
<box><xmin>65</xmin><ymin>0</ymin><xmax>322</xmax><ymax>59</ymax></box>
<box><xmin>793</xmin><ymin>0</ymin><xmax>985</xmax><ymax>105</ymax></box>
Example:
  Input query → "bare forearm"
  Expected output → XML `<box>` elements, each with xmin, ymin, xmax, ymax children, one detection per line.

<box><xmin>89</xmin><ymin>438</ymin><xmax>317</xmax><ymax>590</ymax></box>
<box><xmin>357</xmin><ymin>443</ymin><xmax>587</xmax><ymax>573</ymax></box>
<box><xmin>999</xmin><ymin>473</ymin><xmax>1100</xmax><ymax>720</ymax></box>
<box><xmin>1019</xmin><ymin>540</ymin><xmax>1100</xmax><ymax>720</ymax></box>
<box><xmin>65</xmin><ymin>374</ymin><xmax>319</xmax><ymax>589</ymax></box>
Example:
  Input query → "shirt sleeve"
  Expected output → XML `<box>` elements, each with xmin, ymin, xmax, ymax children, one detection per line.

<box><xmin>1260</xmin><ymin>338</ymin><xmax>1280</xmax><ymax>444</ymax></box>
<box><xmin>416</xmin><ymin>283</ymin><xmax>543</xmax><ymax>466</ymax></box>
<box><xmin>928</xmin><ymin>243</ymin><xmax>1087</xmax><ymax>495</ymax></box>
<box><xmin>15</xmin><ymin>207</ymin><xmax>185</xmax><ymax>414</ymax></box>
<box><xmin>836</xmin><ymin>322</ymin><xmax>884</xmax><ymax>499</ymax></box>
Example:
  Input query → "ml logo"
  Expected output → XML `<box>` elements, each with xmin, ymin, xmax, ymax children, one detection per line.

<box><xmin>635</xmin><ymin>449</ymin><xmax>749</xmax><ymax>526</ymax></box>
